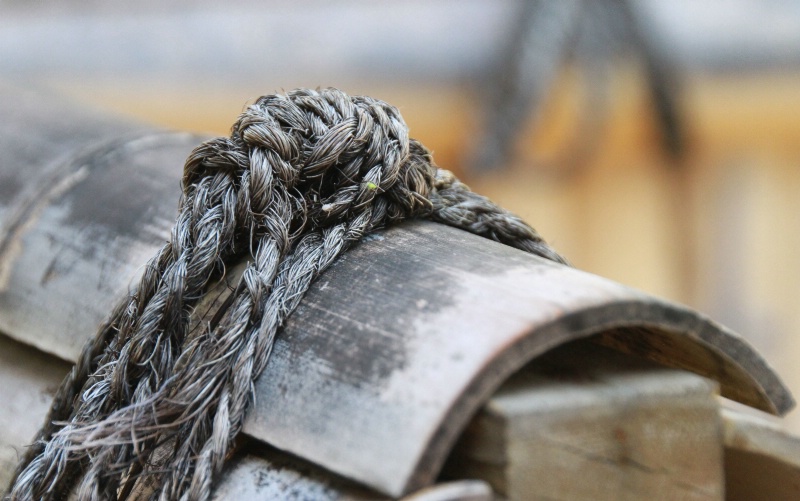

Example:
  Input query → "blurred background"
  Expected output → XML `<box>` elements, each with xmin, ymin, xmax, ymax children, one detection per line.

<box><xmin>2</xmin><ymin>0</ymin><xmax>800</xmax><ymax>431</ymax></box>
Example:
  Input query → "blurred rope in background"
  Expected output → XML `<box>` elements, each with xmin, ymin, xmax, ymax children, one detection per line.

<box><xmin>469</xmin><ymin>0</ymin><xmax>682</xmax><ymax>175</ymax></box>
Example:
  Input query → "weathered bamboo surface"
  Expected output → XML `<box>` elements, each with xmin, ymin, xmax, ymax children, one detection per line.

<box><xmin>0</xmin><ymin>84</ymin><xmax>797</xmax><ymax>498</ymax></box>
<box><xmin>237</xmin><ymin>220</ymin><xmax>793</xmax><ymax>496</ymax></box>
<box><xmin>0</xmin><ymin>82</ymin><xmax>199</xmax><ymax>360</ymax></box>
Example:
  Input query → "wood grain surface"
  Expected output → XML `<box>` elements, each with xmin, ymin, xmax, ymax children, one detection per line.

<box><xmin>722</xmin><ymin>407</ymin><xmax>800</xmax><ymax>501</ymax></box>
<box><xmin>442</xmin><ymin>342</ymin><xmax>724</xmax><ymax>500</ymax></box>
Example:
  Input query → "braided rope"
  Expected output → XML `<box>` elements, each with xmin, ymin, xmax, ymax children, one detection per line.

<box><xmin>7</xmin><ymin>88</ymin><xmax>566</xmax><ymax>501</ymax></box>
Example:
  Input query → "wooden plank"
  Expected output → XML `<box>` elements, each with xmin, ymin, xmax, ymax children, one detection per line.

<box><xmin>209</xmin><ymin>450</ymin><xmax>385</xmax><ymax>501</ymax></box>
<box><xmin>440</xmin><ymin>342</ymin><xmax>723</xmax><ymax>500</ymax></box>
<box><xmin>722</xmin><ymin>407</ymin><xmax>800</xmax><ymax>501</ymax></box>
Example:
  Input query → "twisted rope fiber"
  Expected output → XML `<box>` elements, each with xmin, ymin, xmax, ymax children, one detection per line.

<box><xmin>8</xmin><ymin>88</ymin><xmax>567</xmax><ymax>501</ymax></box>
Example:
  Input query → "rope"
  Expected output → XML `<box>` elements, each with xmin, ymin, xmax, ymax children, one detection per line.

<box><xmin>7</xmin><ymin>88</ymin><xmax>566</xmax><ymax>501</ymax></box>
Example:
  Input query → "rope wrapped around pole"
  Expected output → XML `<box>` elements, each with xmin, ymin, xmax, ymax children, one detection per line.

<box><xmin>7</xmin><ymin>88</ymin><xmax>566</xmax><ymax>501</ymax></box>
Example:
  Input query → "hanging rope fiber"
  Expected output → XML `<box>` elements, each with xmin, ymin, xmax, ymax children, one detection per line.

<box><xmin>7</xmin><ymin>88</ymin><xmax>567</xmax><ymax>501</ymax></box>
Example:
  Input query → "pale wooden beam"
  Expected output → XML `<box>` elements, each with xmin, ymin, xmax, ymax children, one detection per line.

<box><xmin>441</xmin><ymin>342</ymin><xmax>724</xmax><ymax>500</ymax></box>
<box><xmin>722</xmin><ymin>407</ymin><xmax>800</xmax><ymax>501</ymax></box>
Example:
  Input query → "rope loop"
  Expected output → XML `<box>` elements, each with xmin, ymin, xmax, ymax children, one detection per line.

<box><xmin>8</xmin><ymin>87</ymin><xmax>565</xmax><ymax>501</ymax></box>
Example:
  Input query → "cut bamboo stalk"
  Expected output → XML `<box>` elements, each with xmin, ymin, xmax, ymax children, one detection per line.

<box><xmin>0</xmin><ymin>83</ymin><xmax>794</xmax><ymax>498</ymax></box>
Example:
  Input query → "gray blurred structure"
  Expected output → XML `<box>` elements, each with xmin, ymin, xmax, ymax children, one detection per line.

<box><xmin>2</xmin><ymin>1</ymin><xmax>799</xmax><ymax>85</ymax></box>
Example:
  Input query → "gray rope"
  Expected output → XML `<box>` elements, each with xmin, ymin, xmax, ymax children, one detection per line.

<box><xmin>7</xmin><ymin>88</ymin><xmax>566</xmax><ymax>501</ymax></box>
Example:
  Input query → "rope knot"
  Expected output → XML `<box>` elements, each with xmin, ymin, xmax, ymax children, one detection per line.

<box><xmin>9</xmin><ymin>87</ymin><xmax>565</xmax><ymax>501</ymax></box>
<box><xmin>187</xmin><ymin>88</ymin><xmax>440</xmax><ymax>235</ymax></box>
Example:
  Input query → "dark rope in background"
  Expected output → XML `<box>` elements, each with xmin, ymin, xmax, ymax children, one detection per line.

<box><xmin>470</xmin><ymin>0</ymin><xmax>683</xmax><ymax>174</ymax></box>
<box><xmin>7</xmin><ymin>88</ymin><xmax>567</xmax><ymax>501</ymax></box>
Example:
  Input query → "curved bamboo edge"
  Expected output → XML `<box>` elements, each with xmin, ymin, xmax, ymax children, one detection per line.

<box><xmin>236</xmin><ymin>220</ymin><xmax>794</xmax><ymax>496</ymax></box>
<box><xmin>408</xmin><ymin>299</ymin><xmax>794</xmax><ymax>492</ymax></box>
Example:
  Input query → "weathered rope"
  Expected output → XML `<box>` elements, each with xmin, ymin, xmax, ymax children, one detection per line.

<box><xmin>8</xmin><ymin>88</ymin><xmax>566</xmax><ymax>501</ymax></box>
